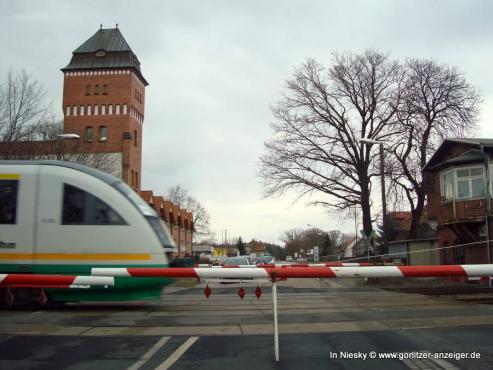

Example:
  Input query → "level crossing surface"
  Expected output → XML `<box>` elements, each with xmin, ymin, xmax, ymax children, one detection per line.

<box><xmin>1</xmin><ymin>278</ymin><xmax>493</xmax><ymax>369</ymax></box>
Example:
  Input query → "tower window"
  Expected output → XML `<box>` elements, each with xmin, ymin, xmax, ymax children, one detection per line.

<box><xmin>103</xmin><ymin>84</ymin><xmax>108</xmax><ymax>95</ymax></box>
<box><xmin>72</xmin><ymin>106</ymin><xmax>78</xmax><ymax>116</ymax></box>
<box><xmin>134</xmin><ymin>130</ymin><xmax>138</xmax><ymax>147</ymax></box>
<box><xmin>108</xmin><ymin>104</ymin><xmax>113</xmax><ymax>115</ymax></box>
<box><xmin>85</xmin><ymin>85</ymin><xmax>91</xmax><ymax>95</ymax></box>
<box><xmin>131</xmin><ymin>170</ymin><xmax>135</xmax><ymax>187</ymax></box>
<box><xmin>123</xmin><ymin>104</ymin><xmax>128</xmax><ymax>115</ymax></box>
<box><xmin>99</xmin><ymin>126</ymin><xmax>107</xmax><ymax>142</ymax></box>
<box><xmin>80</xmin><ymin>105</ymin><xmax>85</xmax><ymax>116</ymax></box>
<box><xmin>94</xmin><ymin>85</ymin><xmax>100</xmax><ymax>95</ymax></box>
<box><xmin>94</xmin><ymin>105</ymin><xmax>99</xmax><ymax>115</ymax></box>
<box><xmin>115</xmin><ymin>104</ymin><xmax>120</xmax><ymax>115</ymax></box>
<box><xmin>101</xmin><ymin>105</ymin><xmax>106</xmax><ymax>115</ymax></box>
<box><xmin>87</xmin><ymin>105</ymin><xmax>92</xmax><ymax>115</ymax></box>
<box><xmin>66</xmin><ymin>106</ymin><xmax>71</xmax><ymax>116</ymax></box>
<box><xmin>85</xmin><ymin>127</ymin><xmax>94</xmax><ymax>142</ymax></box>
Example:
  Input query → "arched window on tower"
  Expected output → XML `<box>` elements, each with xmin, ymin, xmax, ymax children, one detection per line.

<box><xmin>80</xmin><ymin>105</ymin><xmax>85</xmax><ymax>116</ymax></box>
<box><xmin>108</xmin><ymin>105</ymin><xmax>113</xmax><ymax>115</ymax></box>
<box><xmin>66</xmin><ymin>106</ymin><xmax>71</xmax><ymax>116</ymax></box>
<box><xmin>73</xmin><ymin>106</ymin><xmax>78</xmax><ymax>116</ymax></box>
<box><xmin>123</xmin><ymin>104</ymin><xmax>128</xmax><ymax>115</ymax></box>
<box><xmin>134</xmin><ymin>130</ymin><xmax>138</xmax><ymax>147</ymax></box>
<box><xmin>94</xmin><ymin>105</ymin><xmax>99</xmax><ymax>116</ymax></box>
<box><xmin>101</xmin><ymin>105</ymin><xmax>106</xmax><ymax>115</ymax></box>
<box><xmin>87</xmin><ymin>105</ymin><xmax>92</xmax><ymax>115</ymax></box>
<box><xmin>116</xmin><ymin>104</ymin><xmax>120</xmax><ymax>115</ymax></box>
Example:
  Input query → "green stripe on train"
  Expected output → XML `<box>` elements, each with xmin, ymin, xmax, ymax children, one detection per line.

<box><xmin>0</xmin><ymin>263</ymin><xmax>173</xmax><ymax>301</ymax></box>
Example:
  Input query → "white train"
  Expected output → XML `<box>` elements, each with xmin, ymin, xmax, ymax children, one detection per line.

<box><xmin>0</xmin><ymin>160</ymin><xmax>176</xmax><ymax>301</ymax></box>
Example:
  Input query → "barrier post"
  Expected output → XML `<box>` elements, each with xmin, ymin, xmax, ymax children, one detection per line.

<box><xmin>272</xmin><ymin>280</ymin><xmax>279</xmax><ymax>362</ymax></box>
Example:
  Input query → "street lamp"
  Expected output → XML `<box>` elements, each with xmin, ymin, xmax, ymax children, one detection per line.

<box><xmin>358</xmin><ymin>138</ymin><xmax>388</xmax><ymax>258</ymax></box>
<box><xmin>56</xmin><ymin>133</ymin><xmax>80</xmax><ymax>160</ymax></box>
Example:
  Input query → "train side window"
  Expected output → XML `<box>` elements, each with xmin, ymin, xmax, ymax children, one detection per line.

<box><xmin>0</xmin><ymin>180</ymin><xmax>18</xmax><ymax>224</ymax></box>
<box><xmin>62</xmin><ymin>184</ymin><xmax>126</xmax><ymax>225</ymax></box>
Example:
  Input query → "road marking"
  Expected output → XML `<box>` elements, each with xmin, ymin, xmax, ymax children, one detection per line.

<box><xmin>155</xmin><ymin>336</ymin><xmax>199</xmax><ymax>370</ymax></box>
<box><xmin>127</xmin><ymin>336</ymin><xmax>170</xmax><ymax>370</ymax></box>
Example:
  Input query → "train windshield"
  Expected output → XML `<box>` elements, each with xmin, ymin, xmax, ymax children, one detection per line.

<box><xmin>114</xmin><ymin>182</ymin><xmax>176</xmax><ymax>251</ymax></box>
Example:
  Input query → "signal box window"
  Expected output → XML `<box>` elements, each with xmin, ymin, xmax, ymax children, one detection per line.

<box><xmin>62</xmin><ymin>184</ymin><xmax>126</xmax><ymax>225</ymax></box>
<box><xmin>0</xmin><ymin>180</ymin><xmax>18</xmax><ymax>224</ymax></box>
<box><xmin>85</xmin><ymin>85</ymin><xmax>91</xmax><ymax>95</ymax></box>
<box><xmin>103</xmin><ymin>84</ymin><xmax>108</xmax><ymax>95</ymax></box>
<box><xmin>94</xmin><ymin>84</ymin><xmax>100</xmax><ymax>95</ymax></box>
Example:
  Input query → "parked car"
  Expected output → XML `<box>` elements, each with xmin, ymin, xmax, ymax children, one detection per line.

<box><xmin>224</xmin><ymin>256</ymin><xmax>254</xmax><ymax>266</ymax></box>
<box><xmin>256</xmin><ymin>255</ymin><xmax>274</xmax><ymax>265</ymax></box>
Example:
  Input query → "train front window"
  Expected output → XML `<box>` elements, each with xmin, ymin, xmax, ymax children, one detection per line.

<box><xmin>62</xmin><ymin>183</ymin><xmax>126</xmax><ymax>225</ymax></box>
<box><xmin>0</xmin><ymin>179</ymin><xmax>18</xmax><ymax>224</ymax></box>
<box><xmin>146</xmin><ymin>216</ymin><xmax>176</xmax><ymax>250</ymax></box>
<box><xmin>115</xmin><ymin>182</ymin><xmax>156</xmax><ymax>216</ymax></box>
<box><xmin>114</xmin><ymin>182</ymin><xmax>176</xmax><ymax>250</ymax></box>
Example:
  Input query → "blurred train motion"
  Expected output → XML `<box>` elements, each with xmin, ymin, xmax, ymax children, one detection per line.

<box><xmin>0</xmin><ymin>160</ymin><xmax>176</xmax><ymax>301</ymax></box>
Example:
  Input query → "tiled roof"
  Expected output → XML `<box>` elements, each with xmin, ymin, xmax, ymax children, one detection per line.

<box><xmin>427</xmin><ymin>149</ymin><xmax>484</xmax><ymax>171</ymax></box>
<box><xmin>73</xmin><ymin>28</ymin><xmax>131</xmax><ymax>53</ymax></box>
<box><xmin>62</xmin><ymin>27</ymin><xmax>148</xmax><ymax>85</ymax></box>
<box><xmin>140</xmin><ymin>190</ymin><xmax>154</xmax><ymax>204</ymax></box>
<box><xmin>389</xmin><ymin>211</ymin><xmax>412</xmax><ymax>230</ymax></box>
<box><xmin>423</xmin><ymin>138</ymin><xmax>493</xmax><ymax>171</ymax></box>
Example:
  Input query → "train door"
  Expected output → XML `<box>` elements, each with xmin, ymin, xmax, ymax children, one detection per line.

<box><xmin>0</xmin><ymin>165</ymin><xmax>38</xmax><ymax>272</ymax></box>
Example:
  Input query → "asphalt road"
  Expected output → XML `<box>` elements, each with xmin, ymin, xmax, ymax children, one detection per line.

<box><xmin>1</xmin><ymin>278</ymin><xmax>493</xmax><ymax>369</ymax></box>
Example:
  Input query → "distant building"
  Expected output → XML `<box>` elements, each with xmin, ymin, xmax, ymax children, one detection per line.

<box><xmin>246</xmin><ymin>239</ymin><xmax>266</xmax><ymax>257</ymax></box>
<box><xmin>424</xmin><ymin>138</ymin><xmax>493</xmax><ymax>265</ymax></box>
<box><xmin>385</xmin><ymin>211</ymin><xmax>439</xmax><ymax>265</ymax></box>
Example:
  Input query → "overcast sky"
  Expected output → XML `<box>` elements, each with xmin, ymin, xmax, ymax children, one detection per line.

<box><xmin>1</xmin><ymin>1</ymin><xmax>492</xmax><ymax>245</ymax></box>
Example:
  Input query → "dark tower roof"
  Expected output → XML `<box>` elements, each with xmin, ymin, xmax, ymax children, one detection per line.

<box><xmin>62</xmin><ymin>27</ymin><xmax>148</xmax><ymax>86</ymax></box>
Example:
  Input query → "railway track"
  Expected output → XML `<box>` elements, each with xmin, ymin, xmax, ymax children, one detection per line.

<box><xmin>395</xmin><ymin>285</ymin><xmax>493</xmax><ymax>304</ymax></box>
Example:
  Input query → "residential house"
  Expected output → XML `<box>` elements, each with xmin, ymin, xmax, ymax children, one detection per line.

<box><xmin>423</xmin><ymin>138</ymin><xmax>493</xmax><ymax>265</ymax></box>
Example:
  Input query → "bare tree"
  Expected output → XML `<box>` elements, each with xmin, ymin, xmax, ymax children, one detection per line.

<box><xmin>389</xmin><ymin>59</ymin><xmax>480</xmax><ymax>238</ymax></box>
<box><xmin>280</xmin><ymin>228</ymin><xmax>305</xmax><ymax>258</ymax></box>
<box><xmin>259</xmin><ymin>50</ymin><xmax>404</xmax><ymax>237</ymax></box>
<box><xmin>165</xmin><ymin>185</ymin><xmax>212</xmax><ymax>241</ymax></box>
<box><xmin>0</xmin><ymin>69</ymin><xmax>52</xmax><ymax>142</ymax></box>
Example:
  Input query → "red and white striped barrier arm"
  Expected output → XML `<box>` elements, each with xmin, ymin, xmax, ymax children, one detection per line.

<box><xmin>0</xmin><ymin>274</ymin><xmax>114</xmax><ymax>288</ymax></box>
<box><xmin>272</xmin><ymin>262</ymin><xmax>373</xmax><ymax>267</ymax></box>
<box><xmin>194</xmin><ymin>263</ymin><xmax>373</xmax><ymax>268</ymax></box>
<box><xmin>91</xmin><ymin>265</ymin><xmax>493</xmax><ymax>280</ymax></box>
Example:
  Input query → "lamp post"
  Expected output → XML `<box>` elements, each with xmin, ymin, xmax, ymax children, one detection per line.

<box><xmin>56</xmin><ymin>133</ymin><xmax>80</xmax><ymax>160</ymax></box>
<box><xmin>358</xmin><ymin>138</ymin><xmax>388</xmax><ymax>257</ymax></box>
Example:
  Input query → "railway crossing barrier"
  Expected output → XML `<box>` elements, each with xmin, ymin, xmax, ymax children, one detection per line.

<box><xmin>91</xmin><ymin>264</ymin><xmax>493</xmax><ymax>362</ymax></box>
<box><xmin>0</xmin><ymin>274</ymin><xmax>114</xmax><ymax>306</ymax></box>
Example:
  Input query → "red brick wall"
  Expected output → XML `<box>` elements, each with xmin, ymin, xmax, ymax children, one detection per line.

<box><xmin>62</xmin><ymin>70</ymin><xmax>144</xmax><ymax>190</ymax></box>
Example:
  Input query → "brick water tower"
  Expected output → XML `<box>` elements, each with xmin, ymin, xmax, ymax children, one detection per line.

<box><xmin>61</xmin><ymin>25</ymin><xmax>148</xmax><ymax>190</ymax></box>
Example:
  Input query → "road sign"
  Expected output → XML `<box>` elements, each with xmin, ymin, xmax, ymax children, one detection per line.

<box><xmin>313</xmin><ymin>246</ymin><xmax>319</xmax><ymax>262</ymax></box>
